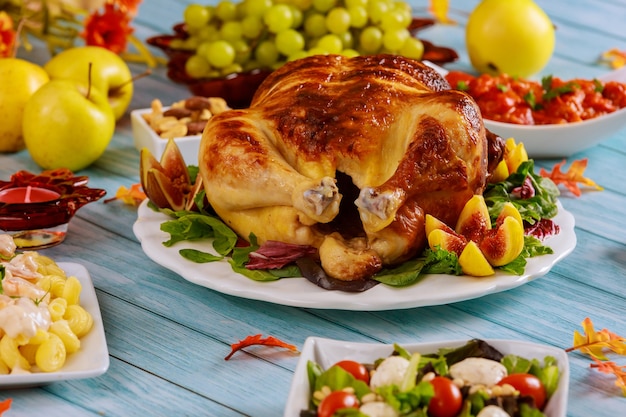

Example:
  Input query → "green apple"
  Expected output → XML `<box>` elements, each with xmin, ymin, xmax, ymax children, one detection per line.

<box><xmin>44</xmin><ymin>46</ymin><xmax>133</xmax><ymax>120</ymax></box>
<box><xmin>22</xmin><ymin>79</ymin><xmax>115</xmax><ymax>171</ymax></box>
<box><xmin>0</xmin><ymin>58</ymin><xmax>49</xmax><ymax>153</ymax></box>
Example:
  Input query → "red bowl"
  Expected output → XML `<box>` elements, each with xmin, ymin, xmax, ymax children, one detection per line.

<box><xmin>147</xmin><ymin>19</ymin><xmax>458</xmax><ymax>109</ymax></box>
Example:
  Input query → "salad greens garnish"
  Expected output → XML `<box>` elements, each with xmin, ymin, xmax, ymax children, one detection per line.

<box><xmin>153</xmin><ymin>158</ymin><xmax>559</xmax><ymax>287</ymax></box>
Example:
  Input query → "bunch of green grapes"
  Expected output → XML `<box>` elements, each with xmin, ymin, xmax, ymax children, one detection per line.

<box><xmin>173</xmin><ymin>0</ymin><xmax>425</xmax><ymax>79</ymax></box>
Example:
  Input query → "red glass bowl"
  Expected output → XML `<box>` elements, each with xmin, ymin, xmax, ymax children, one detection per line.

<box><xmin>0</xmin><ymin>168</ymin><xmax>107</xmax><ymax>249</ymax></box>
<box><xmin>146</xmin><ymin>19</ymin><xmax>458</xmax><ymax>109</ymax></box>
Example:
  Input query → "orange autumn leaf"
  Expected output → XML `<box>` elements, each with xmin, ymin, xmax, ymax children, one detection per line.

<box><xmin>567</xmin><ymin>318</ymin><xmax>626</xmax><ymax>397</ymax></box>
<box><xmin>0</xmin><ymin>398</ymin><xmax>11</xmax><ymax>416</ymax></box>
<box><xmin>600</xmin><ymin>48</ymin><xmax>626</xmax><ymax>69</ymax></box>
<box><xmin>429</xmin><ymin>0</ymin><xmax>455</xmax><ymax>24</ymax></box>
<box><xmin>539</xmin><ymin>158</ymin><xmax>603</xmax><ymax>197</ymax></box>
<box><xmin>590</xmin><ymin>358</ymin><xmax>626</xmax><ymax>396</ymax></box>
<box><xmin>225</xmin><ymin>334</ymin><xmax>298</xmax><ymax>360</ymax></box>
<box><xmin>104</xmin><ymin>183</ymin><xmax>147</xmax><ymax>206</ymax></box>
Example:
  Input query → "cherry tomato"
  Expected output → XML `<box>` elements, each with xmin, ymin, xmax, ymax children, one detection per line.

<box><xmin>497</xmin><ymin>373</ymin><xmax>546</xmax><ymax>409</ymax></box>
<box><xmin>334</xmin><ymin>360</ymin><xmax>370</xmax><ymax>384</ymax></box>
<box><xmin>428</xmin><ymin>376</ymin><xmax>463</xmax><ymax>417</ymax></box>
<box><xmin>317</xmin><ymin>391</ymin><xmax>359</xmax><ymax>417</ymax></box>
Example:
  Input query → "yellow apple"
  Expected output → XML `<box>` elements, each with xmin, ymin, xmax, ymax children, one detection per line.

<box><xmin>22</xmin><ymin>79</ymin><xmax>116</xmax><ymax>171</ymax></box>
<box><xmin>0</xmin><ymin>58</ymin><xmax>49</xmax><ymax>153</ymax></box>
<box><xmin>44</xmin><ymin>46</ymin><xmax>133</xmax><ymax>120</ymax></box>
<box><xmin>466</xmin><ymin>0</ymin><xmax>555</xmax><ymax>78</ymax></box>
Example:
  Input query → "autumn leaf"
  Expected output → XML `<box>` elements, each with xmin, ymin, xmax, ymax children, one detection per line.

<box><xmin>104</xmin><ymin>183</ymin><xmax>147</xmax><ymax>206</ymax></box>
<box><xmin>590</xmin><ymin>358</ymin><xmax>626</xmax><ymax>396</ymax></box>
<box><xmin>567</xmin><ymin>318</ymin><xmax>626</xmax><ymax>397</ymax></box>
<box><xmin>429</xmin><ymin>0</ymin><xmax>455</xmax><ymax>24</ymax></box>
<box><xmin>0</xmin><ymin>398</ymin><xmax>11</xmax><ymax>416</ymax></box>
<box><xmin>566</xmin><ymin>317</ymin><xmax>626</xmax><ymax>360</ymax></box>
<box><xmin>600</xmin><ymin>48</ymin><xmax>626</xmax><ymax>69</ymax></box>
<box><xmin>539</xmin><ymin>159</ymin><xmax>603</xmax><ymax>197</ymax></box>
<box><xmin>224</xmin><ymin>334</ymin><xmax>299</xmax><ymax>360</ymax></box>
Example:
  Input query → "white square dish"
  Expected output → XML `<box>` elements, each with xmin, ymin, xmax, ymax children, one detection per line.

<box><xmin>131</xmin><ymin>108</ymin><xmax>201</xmax><ymax>165</ymax></box>
<box><xmin>0</xmin><ymin>262</ymin><xmax>109</xmax><ymax>388</ymax></box>
<box><xmin>285</xmin><ymin>337</ymin><xmax>569</xmax><ymax>417</ymax></box>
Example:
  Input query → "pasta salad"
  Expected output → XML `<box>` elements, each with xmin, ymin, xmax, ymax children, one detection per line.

<box><xmin>0</xmin><ymin>234</ymin><xmax>94</xmax><ymax>374</ymax></box>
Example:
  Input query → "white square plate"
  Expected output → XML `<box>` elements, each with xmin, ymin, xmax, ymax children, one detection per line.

<box><xmin>285</xmin><ymin>337</ymin><xmax>569</xmax><ymax>417</ymax></box>
<box><xmin>0</xmin><ymin>262</ymin><xmax>109</xmax><ymax>388</ymax></box>
<box><xmin>131</xmin><ymin>108</ymin><xmax>201</xmax><ymax>165</ymax></box>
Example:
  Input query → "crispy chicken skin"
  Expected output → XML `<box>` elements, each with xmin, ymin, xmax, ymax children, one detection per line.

<box><xmin>199</xmin><ymin>54</ymin><xmax>494</xmax><ymax>281</ymax></box>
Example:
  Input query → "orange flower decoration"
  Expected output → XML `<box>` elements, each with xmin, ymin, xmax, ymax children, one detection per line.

<box><xmin>0</xmin><ymin>11</ymin><xmax>16</xmax><ymax>58</ymax></box>
<box><xmin>81</xmin><ymin>3</ymin><xmax>134</xmax><ymax>54</ymax></box>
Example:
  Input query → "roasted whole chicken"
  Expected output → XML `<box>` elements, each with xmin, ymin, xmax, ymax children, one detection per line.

<box><xmin>198</xmin><ymin>54</ymin><xmax>503</xmax><ymax>282</ymax></box>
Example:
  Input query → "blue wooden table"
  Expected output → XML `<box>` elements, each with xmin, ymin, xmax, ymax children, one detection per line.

<box><xmin>1</xmin><ymin>1</ymin><xmax>625</xmax><ymax>416</ymax></box>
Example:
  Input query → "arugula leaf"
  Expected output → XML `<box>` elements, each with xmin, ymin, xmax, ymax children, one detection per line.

<box><xmin>484</xmin><ymin>160</ymin><xmax>560</xmax><ymax>225</ymax></box>
<box><xmin>373</xmin><ymin>259</ymin><xmax>427</xmax><ymax>286</ymax></box>
<box><xmin>422</xmin><ymin>247</ymin><xmax>463</xmax><ymax>275</ymax></box>
<box><xmin>179</xmin><ymin>249</ymin><xmax>223</xmax><ymax>263</ymax></box>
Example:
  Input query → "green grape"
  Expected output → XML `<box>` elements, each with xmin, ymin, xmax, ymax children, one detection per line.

<box><xmin>221</xmin><ymin>63</ymin><xmax>244</xmax><ymax>76</ymax></box>
<box><xmin>347</xmin><ymin>6</ymin><xmax>368</xmax><ymax>28</ymax></box>
<box><xmin>368</xmin><ymin>0</ymin><xmax>390</xmax><ymax>24</ymax></box>
<box><xmin>359</xmin><ymin>26</ymin><xmax>383</xmax><ymax>54</ymax></box>
<box><xmin>197</xmin><ymin>25</ymin><xmax>220</xmax><ymax>41</ymax></box>
<box><xmin>216</xmin><ymin>0</ymin><xmax>239</xmax><ymax>21</ymax></box>
<box><xmin>264</xmin><ymin>4</ymin><xmax>294</xmax><ymax>33</ymax></box>
<box><xmin>232</xmin><ymin>39</ymin><xmax>253</xmax><ymax>63</ymax></box>
<box><xmin>326</xmin><ymin>7</ymin><xmax>351</xmax><ymax>35</ymax></box>
<box><xmin>184</xmin><ymin>4</ymin><xmax>212</xmax><ymax>30</ymax></box>
<box><xmin>242</xmin><ymin>15</ymin><xmax>264</xmax><ymax>39</ymax></box>
<box><xmin>393</xmin><ymin>1</ymin><xmax>413</xmax><ymax>27</ymax></box>
<box><xmin>399</xmin><ymin>37</ymin><xmax>424</xmax><ymax>60</ymax></box>
<box><xmin>220</xmin><ymin>21</ymin><xmax>244</xmax><ymax>41</ymax></box>
<box><xmin>290</xmin><ymin>6</ymin><xmax>304</xmax><ymax>28</ymax></box>
<box><xmin>206</xmin><ymin>40</ymin><xmax>236</xmax><ymax>68</ymax></box>
<box><xmin>244</xmin><ymin>0</ymin><xmax>273</xmax><ymax>17</ymax></box>
<box><xmin>308</xmin><ymin>46</ymin><xmax>329</xmax><ymax>56</ymax></box>
<box><xmin>337</xmin><ymin>30</ymin><xmax>354</xmax><ymax>49</ymax></box>
<box><xmin>255</xmin><ymin>40</ymin><xmax>280</xmax><ymax>66</ymax></box>
<box><xmin>382</xmin><ymin>28</ymin><xmax>409</xmax><ymax>51</ymax></box>
<box><xmin>291</xmin><ymin>0</ymin><xmax>313</xmax><ymax>11</ymax></box>
<box><xmin>287</xmin><ymin>50</ymin><xmax>309</xmax><ymax>61</ymax></box>
<box><xmin>312</xmin><ymin>0</ymin><xmax>336</xmax><ymax>13</ymax></box>
<box><xmin>304</xmin><ymin>13</ymin><xmax>328</xmax><ymax>38</ymax></box>
<box><xmin>275</xmin><ymin>29</ymin><xmax>306</xmax><ymax>56</ymax></box>
<box><xmin>344</xmin><ymin>0</ymin><xmax>367</xmax><ymax>9</ymax></box>
<box><xmin>379</xmin><ymin>10</ymin><xmax>405</xmax><ymax>31</ymax></box>
<box><xmin>341</xmin><ymin>48</ymin><xmax>360</xmax><ymax>57</ymax></box>
<box><xmin>317</xmin><ymin>34</ymin><xmax>343</xmax><ymax>54</ymax></box>
<box><xmin>185</xmin><ymin>54</ymin><xmax>211</xmax><ymax>78</ymax></box>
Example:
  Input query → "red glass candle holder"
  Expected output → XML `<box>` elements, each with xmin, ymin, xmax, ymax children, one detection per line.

<box><xmin>0</xmin><ymin>168</ymin><xmax>107</xmax><ymax>249</ymax></box>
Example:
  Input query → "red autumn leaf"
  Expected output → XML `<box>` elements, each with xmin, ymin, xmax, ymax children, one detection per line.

<box><xmin>225</xmin><ymin>334</ymin><xmax>298</xmax><ymax>360</ymax></box>
<box><xmin>539</xmin><ymin>158</ymin><xmax>603</xmax><ymax>197</ymax></box>
<box><xmin>0</xmin><ymin>398</ymin><xmax>12</xmax><ymax>416</ymax></box>
<box><xmin>0</xmin><ymin>11</ymin><xmax>16</xmax><ymax>58</ymax></box>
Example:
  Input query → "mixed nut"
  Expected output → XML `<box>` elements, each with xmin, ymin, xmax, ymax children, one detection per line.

<box><xmin>142</xmin><ymin>96</ymin><xmax>230</xmax><ymax>139</ymax></box>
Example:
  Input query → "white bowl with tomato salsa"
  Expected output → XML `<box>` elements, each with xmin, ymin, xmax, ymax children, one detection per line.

<box><xmin>430</xmin><ymin>62</ymin><xmax>626</xmax><ymax>159</ymax></box>
<box><xmin>284</xmin><ymin>337</ymin><xmax>569</xmax><ymax>417</ymax></box>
